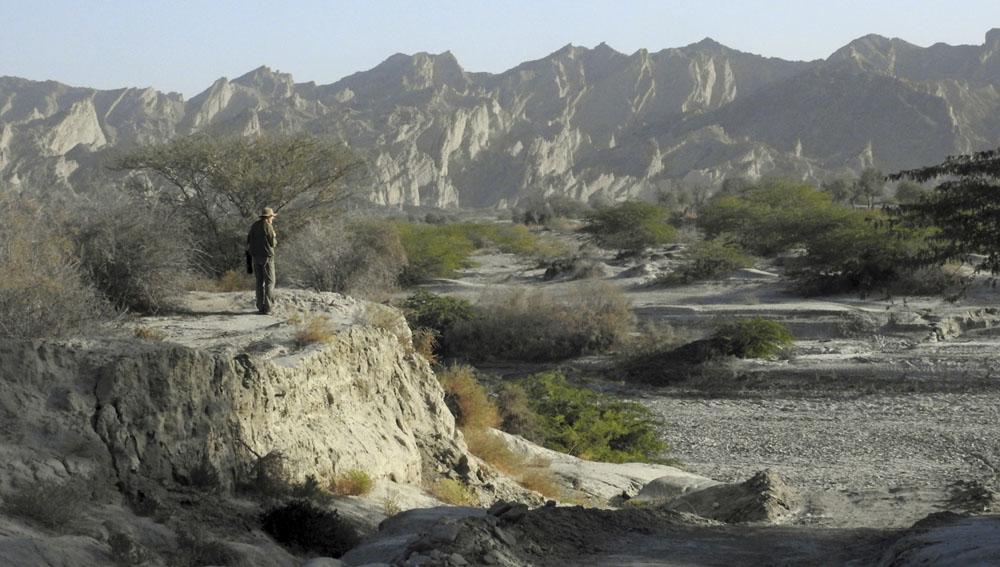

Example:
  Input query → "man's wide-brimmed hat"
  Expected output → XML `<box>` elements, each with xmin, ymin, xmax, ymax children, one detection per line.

<box><xmin>260</xmin><ymin>207</ymin><xmax>277</xmax><ymax>218</ymax></box>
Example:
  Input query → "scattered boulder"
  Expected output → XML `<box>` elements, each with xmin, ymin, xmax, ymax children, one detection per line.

<box><xmin>631</xmin><ymin>471</ymin><xmax>721</xmax><ymax>504</ymax></box>
<box><xmin>489</xmin><ymin>429</ymin><xmax>714</xmax><ymax>505</ymax></box>
<box><xmin>542</xmin><ymin>257</ymin><xmax>611</xmax><ymax>281</ymax></box>
<box><xmin>665</xmin><ymin>470</ymin><xmax>800</xmax><ymax>523</ymax></box>
<box><xmin>617</xmin><ymin>263</ymin><xmax>659</xmax><ymax>279</ymax></box>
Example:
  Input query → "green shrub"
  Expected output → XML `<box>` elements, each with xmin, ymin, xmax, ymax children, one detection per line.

<box><xmin>786</xmin><ymin>210</ymin><xmax>936</xmax><ymax>294</ymax></box>
<box><xmin>454</xmin><ymin>222</ymin><xmax>539</xmax><ymax>255</ymax></box>
<box><xmin>618</xmin><ymin>318</ymin><xmax>793</xmax><ymax>385</ymax></box>
<box><xmin>496</xmin><ymin>382</ymin><xmax>543</xmax><ymax>441</ymax></box>
<box><xmin>698</xmin><ymin>179</ymin><xmax>846</xmax><ymax>256</ymax></box>
<box><xmin>401</xmin><ymin>290</ymin><xmax>475</xmax><ymax>358</ymax></box>
<box><xmin>512</xmin><ymin>372</ymin><xmax>667</xmax><ymax>463</ymax></box>
<box><xmin>395</xmin><ymin>222</ymin><xmax>476</xmax><ymax>283</ymax></box>
<box><xmin>402</xmin><ymin>290</ymin><xmax>475</xmax><ymax>336</ymax></box>
<box><xmin>697</xmin><ymin>179</ymin><xmax>936</xmax><ymax>291</ymax></box>
<box><xmin>657</xmin><ymin>237</ymin><xmax>753</xmax><ymax>285</ymax></box>
<box><xmin>108</xmin><ymin>531</ymin><xmax>153</xmax><ymax>565</ymax></box>
<box><xmin>448</xmin><ymin>283</ymin><xmax>634</xmax><ymax>362</ymax></box>
<box><xmin>282</xmin><ymin>219</ymin><xmax>405</xmax><ymax>299</ymax></box>
<box><xmin>290</xmin><ymin>474</ymin><xmax>335</xmax><ymax>504</ymax></box>
<box><xmin>582</xmin><ymin>201</ymin><xmax>678</xmax><ymax>255</ymax></box>
<box><xmin>711</xmin><ymin>317</ymin><xmax>793</xmax><ymax>358</ymax></box>
<box><xmin>261</xmin><ymin>499</ymin><xmax>360</xmax><ymax>557</ymax></box>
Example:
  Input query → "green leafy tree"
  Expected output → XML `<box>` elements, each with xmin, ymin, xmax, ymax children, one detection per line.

<box><xmin>698</xmin><ymin>179</ymin><xmax>845</xmax><ymax>256</ymax></box>
<box><xmin>893</xmin><ymin>180</ymin><xmax>929</xmax><ymax>205</ymax></box>
<box><xmin>112</xmin><ymin>134</ymin><xmax>361</xmax><ymax>274</ymax></box>
<box><xmin>854</xmin><ymin>167</ymin><xmax>887</xmax><ymax>208</ymax></box>
<box><xmin>582</xmin><ymin>201</ymin><xmax>677</xmax><ymax>255</ymax></box>
<box><xmin>891</xmin><ymin>148</ymin><xmax>1000</xmax><ymax>273</ymax></box>
<box><xmin>788</xmin><ymin>209</ymin><xmax>935</xmax><ymax>292</ymax></box>
<box><xmin>659</xmin><ymin>237</ymin><xmax>753</xmax><ymax>285</ymax></box>
<box><xmin>821</xmin><ymin>178</ymin><xmax>854</xmax><ymax>204</ymax></box>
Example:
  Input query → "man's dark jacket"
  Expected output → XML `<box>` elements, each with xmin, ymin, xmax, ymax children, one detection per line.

<box><xmin>247</xmin><ymin>219</ymin><xmax>276</xmax><ymax>260</ymax></box>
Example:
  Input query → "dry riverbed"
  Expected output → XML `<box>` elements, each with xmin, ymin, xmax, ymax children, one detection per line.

<box><xmin>436</xmin><ymin>248</ymin><xmax>1000</xmax><ymax>533</ymax></box>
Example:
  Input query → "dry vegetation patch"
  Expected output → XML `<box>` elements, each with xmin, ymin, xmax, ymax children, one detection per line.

<box><xmin>331</xmin><ymin>469</ymin><xmax>374</xmax><ymax>496</ymax></box>
<box><xmin>448</xmin><ymin>283</ymin><xmax>634</xmax><ymax>362</ymax></box>
<box><xmin>292</xmin><ymin>314</ymin><xmax>337</xmax><ymax>346</ymax></box>
<box><xmin>430</xmin><ymin>478</ymin><xmax>477</xmax><ymax>506</ymax></box>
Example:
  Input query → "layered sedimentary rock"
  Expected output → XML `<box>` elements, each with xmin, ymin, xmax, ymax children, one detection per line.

<box><xmin>0</xmin><ymin>291</ymin><xmax>478</xmax><ymax>500</ymax></box>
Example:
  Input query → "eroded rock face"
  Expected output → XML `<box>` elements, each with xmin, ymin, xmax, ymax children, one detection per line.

<box><xmin>0</xmin><ymin>291</ymin><xmax>474</xmax><ymax>500</ymax></box>
<box><xmin>5</xmin><ymin>31</ymin><xmax>1000</xmax><ymax>205</ymax></box>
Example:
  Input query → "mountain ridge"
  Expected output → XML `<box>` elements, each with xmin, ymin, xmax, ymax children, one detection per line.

<box><xmin>3</xmin><ymin>30</ymin><xmax>1000</xmax><ymax>207</ymax></box>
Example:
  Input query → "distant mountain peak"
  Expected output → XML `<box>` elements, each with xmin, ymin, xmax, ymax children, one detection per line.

<box><xmin>692</xmin><ymin>37</ymin><xmax>724</xmax><ymax>48</ymax></box>
<box><xmin>987</xmin><ymin>28</ymin><xmax>1000</xmax><ymax>47</ymax></box>
<box><xmin>233</xmin><ymin>65</ymin><xmax>294</xmax><ymax>96</ymax></box>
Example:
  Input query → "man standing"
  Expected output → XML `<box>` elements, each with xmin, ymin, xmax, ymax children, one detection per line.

<box><xmin>247</xmin><ymin>207</ymin><xmax>277</xmax><ymax>314</ymax></box>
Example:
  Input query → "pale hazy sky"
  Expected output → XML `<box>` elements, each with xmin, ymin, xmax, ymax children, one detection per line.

<box><xmin>2</xmin><ymin>0</ymin><xmax>999</xmax><ymax>97</ymax></box>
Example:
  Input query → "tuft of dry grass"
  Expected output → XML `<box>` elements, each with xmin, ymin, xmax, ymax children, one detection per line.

<box><xmin>462</xmin><ymin>428</ymin><xmax>521</xmax><ymax>474</ymax></box>
<box><xmin>294</xmin><ymin>315</ymin><xmax>336</xmax><ymax>347</ymax></box>
<box><xmin>213</xmin><ymin>269</ymin><xmax>254</xmax><ymax>292</ymax></box>
<box><xmin>363</xmin><ymin>303</ymin><xmax>408</xmax><ymax>347</ymax></box>
<box><xmin>437</xmin><ymin>365</ymin><xmax>500</xmax><ymax>430</ymax></box>
<box><xmin>134</xmin><ymin>326</ymin><xmax>167</xmax><ymax>341</ymax></box>
<box><xmin>463</xmin><ymin>428</ymin><xmax>563</xmax><ymax>500</ymax></box>
<box><xmin>382</xmin><ymin>490</ymin><xmax>402</xmax><ymax>516</ymax></box>
<box><xmin>516</xmin><ymin>465</ymin><xmax>563</xmax><ymax>500</ymax></box>
<box><xmin>330</xmin><ymin>469</ymin><xmax>374</xmax><ymax>496</ymax></box>
<box><xmin>430</xmin><ymin>478</ymin><xmax>476</xmax><ymax>506</ymax></box>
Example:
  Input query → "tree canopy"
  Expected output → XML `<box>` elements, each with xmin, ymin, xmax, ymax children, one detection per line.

<box><xmin>891</xmin><ymin>148</ymin><xmax>1000</xmax><ymax>273</ymax></box>
<box><xmin>112</xmin><ymin>133</ymin><xmax>362</xmax><ymax>273</ymax></box>
<box><xmin>582</xmin><ymin>201</ymin><xmax>677</xmax><ymax>255</ymax></box>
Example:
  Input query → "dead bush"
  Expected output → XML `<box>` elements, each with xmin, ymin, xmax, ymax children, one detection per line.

<box><xmin>2</xmin><ymin>476</ymin><xmax>90</xmax><ymax>529</ymax></box>
<box><xmin>243</xmin><ymin>450</ymin><xmax>291</xmax><ymax>499</ymax></box>
<box><xmin>0</xmin><ymin>198</ymin><xmax>106</xmax><ymax>339</ymax></box>
<box><xmin>72</xmin><ymin>198</ymin><xmax>192</xmax><ymax>313</ymax></box>
<box><xmin>212</xmin><ymin>269</ymin><xmax>254</xmax><ymax>292</ymax></box>
<box><xmin>411</xmin><ymin>328</ymin><xmax>439</xmax><ymax>363</ymax></box>
<box><xmin>437</xmin><ymin>365</ymin><xmax>501</xmax><ymax>429</ymax></box>
<box><xmin>448</xmin><ymin>283</ymin><xmax>634</xmax><ymax>362</ymax></box>
<box><xmin>173</xmin><ymin>530</ymin><xmax>241</xmax><ymax>567</ymax></box>
<box><xmin>282</xmin><ymin>219</ymin><xmax>405</xmax><ymax>300</ymax></box>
